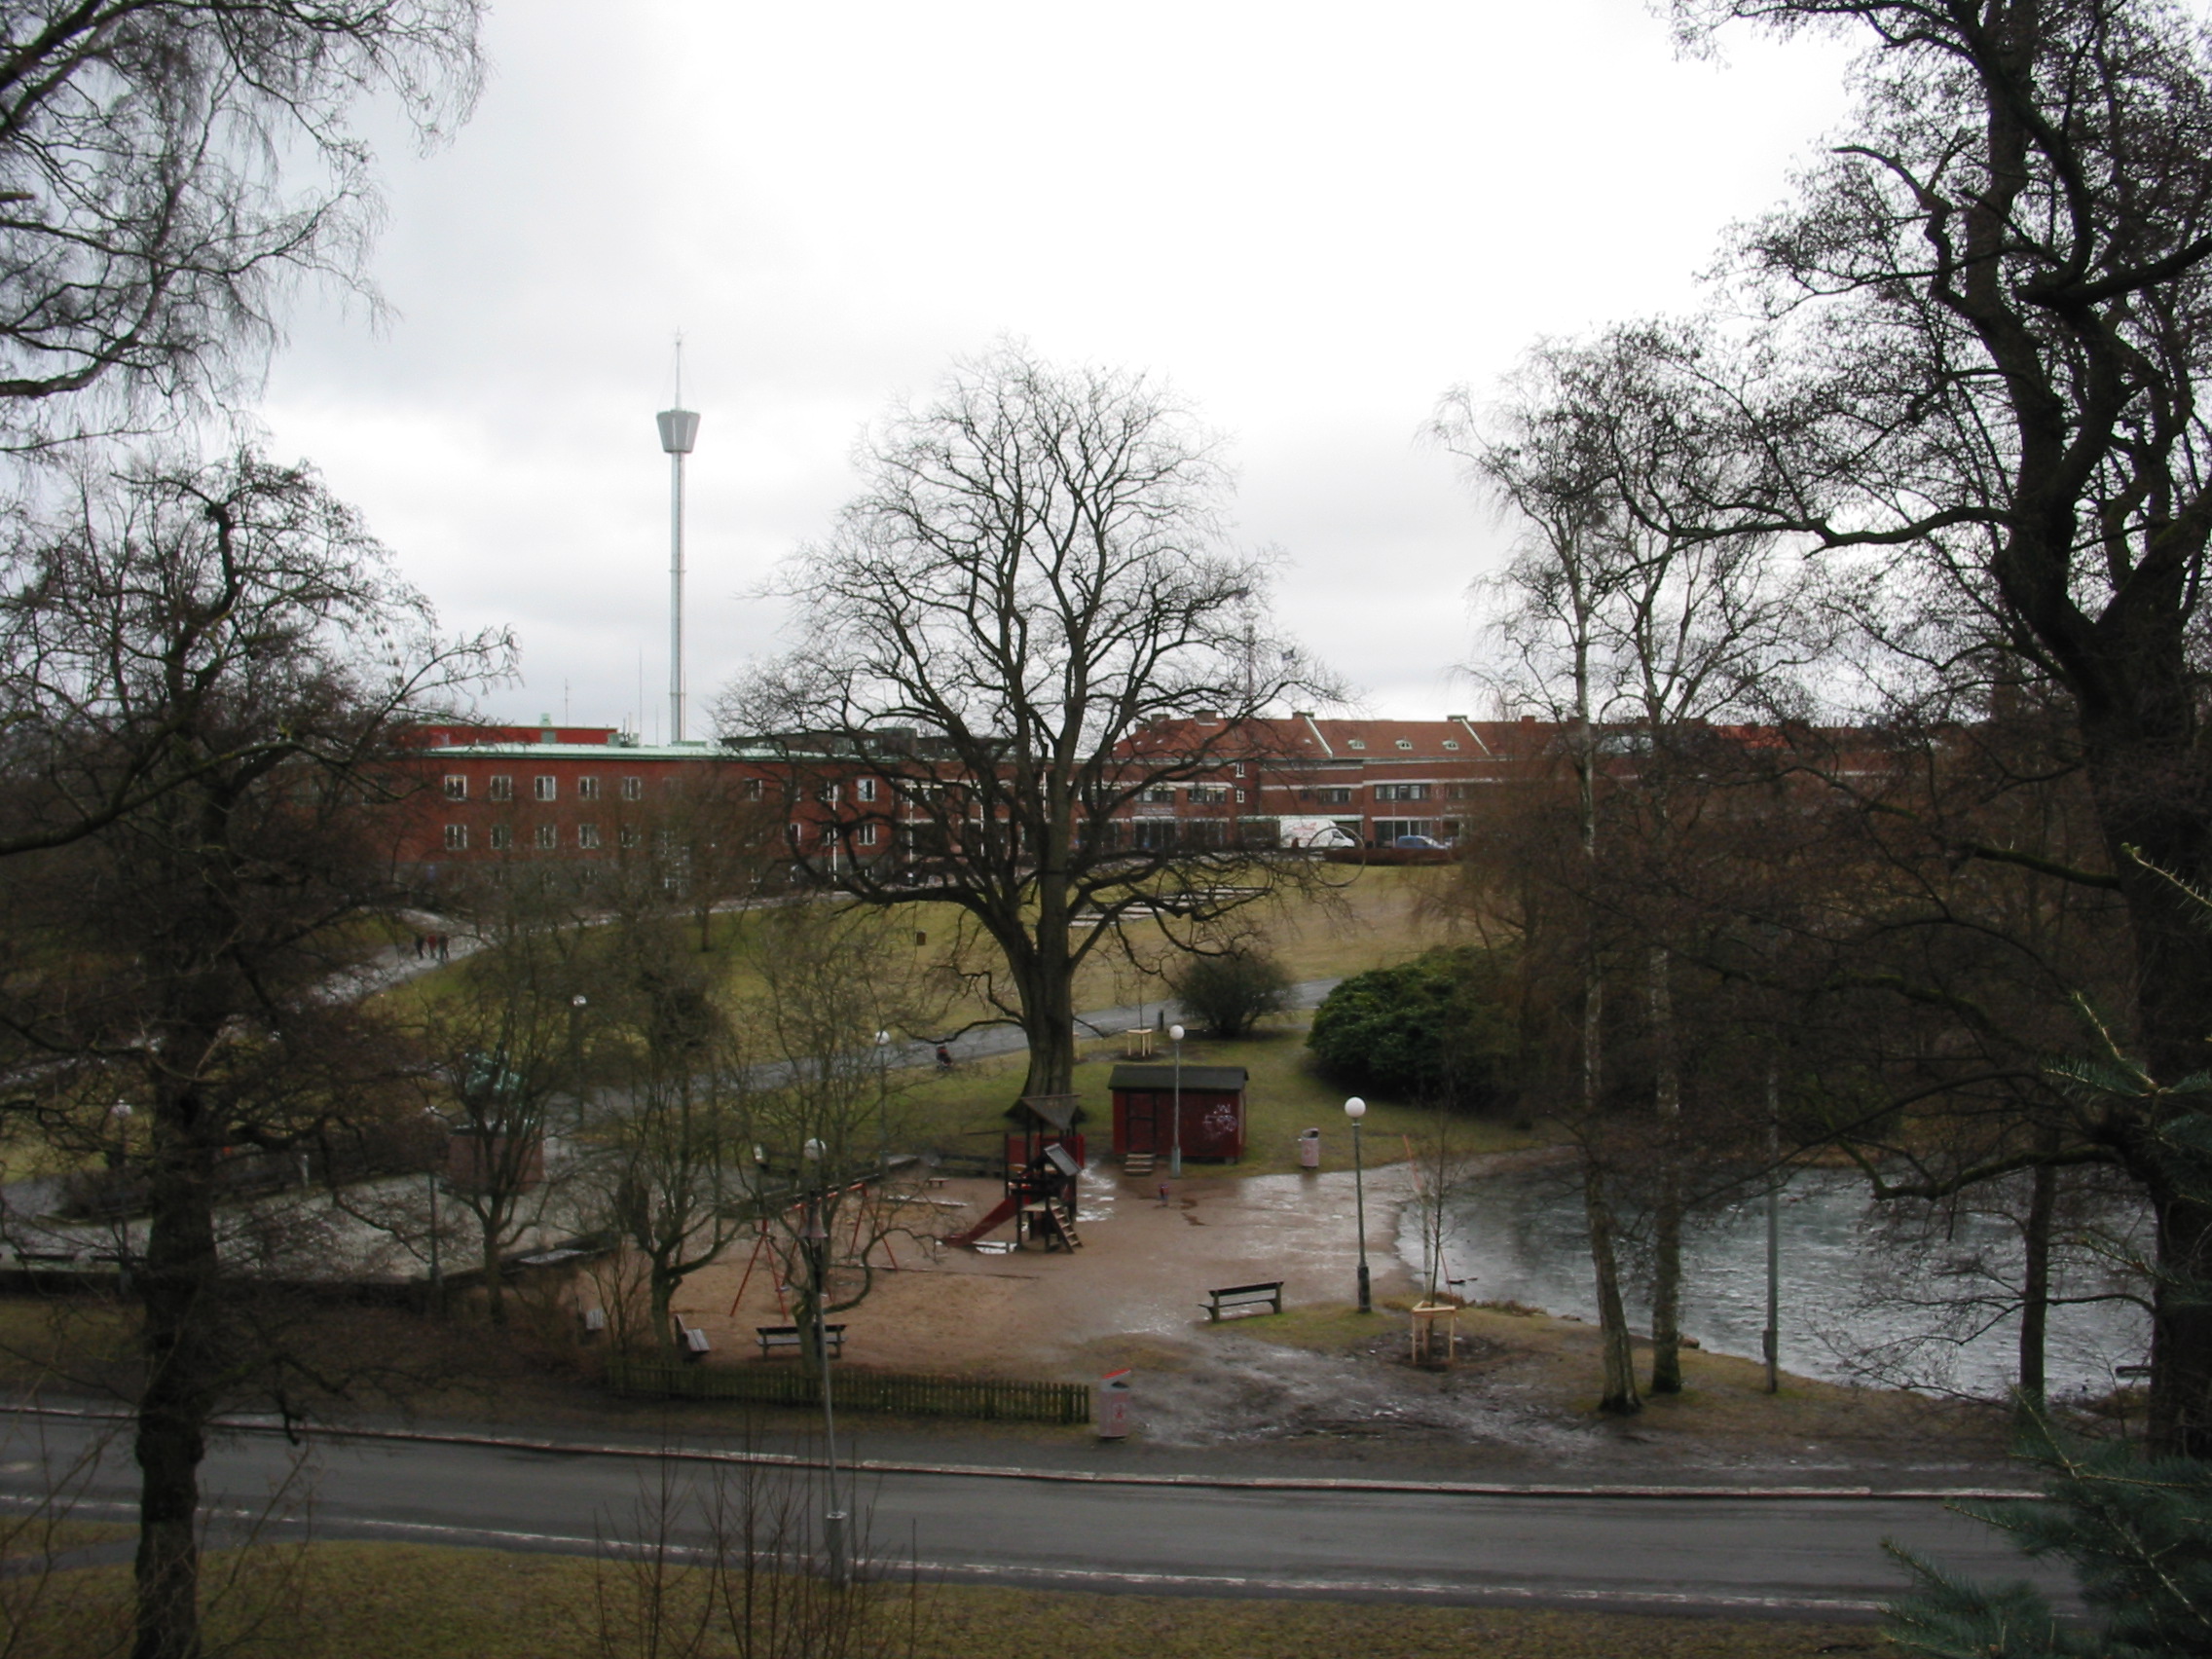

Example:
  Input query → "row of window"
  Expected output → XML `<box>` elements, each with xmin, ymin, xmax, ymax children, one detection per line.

<box><xmin>445</xmin><ymin>773</ymin><xmax>649</xmax><ymax>803</ymax></box>
<box><xmin>445</xmin><ymin>823</ymin><xmax>632</xmax><ymax>852</ymax></box>
<box><xmin>1341</xmin><ymin>738</ymin><xmax>1460</xmax><ymax>752</ymax></box>
<box><xmin>443</xmin><ymin>821</ymin><xmax>889</xmax><ymax>854</ymax></box>
<box><xmin>792</xmin><ymin>823</ymin><xmax>880</xmax><ymax>846</ymax></box>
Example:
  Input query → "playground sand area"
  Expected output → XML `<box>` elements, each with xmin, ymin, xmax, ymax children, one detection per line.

<box><xmin>679</xmin><ymin>1162</ymin><xmax>1415</xmax><ymax>1383</ymax></box>
<box><xmin>669</xmin><ymin>1161</ymin><xmax>2013</xmax><ymax>1477</ymax></box>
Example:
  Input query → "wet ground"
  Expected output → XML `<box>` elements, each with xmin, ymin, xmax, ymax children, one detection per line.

<box><xmin>672</xmin><ymin>1161</ymin><xmax>2017</xmax><ymax>1484</ymax></box>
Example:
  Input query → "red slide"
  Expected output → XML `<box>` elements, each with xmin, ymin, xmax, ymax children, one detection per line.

<box><xmin>944</xmin><ymin>1193</ymin><xmax>1021</xmax><ymax>1248</ymax></box>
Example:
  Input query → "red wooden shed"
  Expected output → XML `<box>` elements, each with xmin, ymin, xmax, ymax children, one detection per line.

<box><xmin>1108</xmin><ymin>1064</ymin><xmax>1248</xmax><ymax>1162</ymax></box>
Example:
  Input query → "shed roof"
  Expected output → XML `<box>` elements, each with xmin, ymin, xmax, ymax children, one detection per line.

<box><xmin>1004</xmin><ymin>1094</ymin><xmax>1088</xmax><ymax>1131</ymax></box>
<box><xmin>1108</xmin><ymin>1065</ymin><xmax>1249</xmax><ymax>1093</ymax></box>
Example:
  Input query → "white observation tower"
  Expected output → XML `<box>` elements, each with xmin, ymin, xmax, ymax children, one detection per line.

<box><xmin>655</xmin><ymin>350</ymin><xmax>701</xmax><ymax>743</ymax></box>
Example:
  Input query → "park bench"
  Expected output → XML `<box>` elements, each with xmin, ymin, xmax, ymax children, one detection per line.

<box><xmin>1203</xmin><ymin>1280</ymin><xmax>1283</xmax><ymax>1322</ymax></box>
<box><xmin>756</xmin><ymin>1324</ymin><xmax>846</xmax><ymax>1360</ymax></box>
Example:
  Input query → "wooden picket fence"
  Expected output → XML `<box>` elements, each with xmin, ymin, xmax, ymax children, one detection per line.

<box><xmin>606</xmin><ymin>1359</ymin><xmax>1091</xmax><ymax>1425</ymax></box>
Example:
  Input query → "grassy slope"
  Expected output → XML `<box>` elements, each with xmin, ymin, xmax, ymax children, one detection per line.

<box><xmin>14</xmin><ymin>1541</ymin><xmax>1872</xmax><ymax>1659</ymax></box>
<box><xmin>900</xmin><ymin>1022</ymin><xmax>1552</xmax><ymax>1177</ymax></box>
<box><xmin>382</xmin><ymin>864</ymin><xmax>1455</xmax><ymax>1051</ymax></box>
<box><xmin>385</xmin><ymin>866</ymin><xmax>1510</xmax><ymax>1174</ymax></box>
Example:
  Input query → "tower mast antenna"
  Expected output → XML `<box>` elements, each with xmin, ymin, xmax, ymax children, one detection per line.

<box><xmin>655</xmin><ymin>335</ymin><xmax>700</xmax><ymax>743</ymax></box>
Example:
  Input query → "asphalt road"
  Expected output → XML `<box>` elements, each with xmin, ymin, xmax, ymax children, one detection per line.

<box><xmin>0</xmin><ymin>1412</ymin><xmax>2067</xmax><ymax>1619</ymax></box>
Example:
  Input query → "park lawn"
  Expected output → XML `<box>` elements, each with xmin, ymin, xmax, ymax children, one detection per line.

<box><xmin>1227</xmin><ymin>1297</ymin><xmax>2013</xmax><ymax>1465</ymax></box>
<box><xmin>893</xmin><ymin>1015</ymin><xmax>1552</xmax><ymax>1177</ymax></box>
<box><xmin>9</xmin><ymin>1540</ymin><xmax>1875</xmax><ymax>1659</ymax></box>
<box><xmin>378</xmin><ymin>862</ymin><xmax>1458</xmax><ymax>1039</ymax></box>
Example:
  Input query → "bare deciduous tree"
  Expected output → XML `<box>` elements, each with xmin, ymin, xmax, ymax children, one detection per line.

<box><xmin>727</xmin><ymin>343</ymin><xmax>1338</xmax><ymax>1103</ymax></box>
<box><xmin>1438</xmin><ymin>322</ymin><xmax>1820</xmax><ymax>1405</ymax></box>
<box><xmin>0</xmin><ymin>1</ymin><xmax>483</xmax><ymax>451</ymax></box>
<box><xmin>0</xmin><ymin>453</ymin><xmax>502</xmax><ymax>1659</ymax></box>
<box><xmin>1669</xmin><ymin>0</ymin><xmax>2212</xmax><ymax>1455</ymax></box>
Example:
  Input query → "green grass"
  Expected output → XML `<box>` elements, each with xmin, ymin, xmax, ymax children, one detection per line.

<box><xmin>7</xmin><ymin>1540</ymin><xmax>1874</xmax><ymax>1658</ymax></box>
<box><xmin>898</xmin><ymin>1015</ymin><xmax>1552</xmax><ymax>1176</ymax></box>
<box><xmin>383</xmin><ymin>865</ymin><xmax>1456</xmax><ymax>1037</ymax></box>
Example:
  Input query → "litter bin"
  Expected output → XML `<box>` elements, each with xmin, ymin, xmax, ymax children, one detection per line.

<box><xmin>1096</xmin><ymin>1368</ymin><xmax>1133</xmax><ymax>1439</ymax></box>
<box><xmin>1297</xmin><ymin>1127</ymin><xmax>1322</xmax><ymax>1170</ymax></box>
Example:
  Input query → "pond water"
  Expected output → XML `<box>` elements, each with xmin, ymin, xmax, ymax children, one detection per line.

<box><xmin>1403</xmin><ymin>1161</ymin><xmax>2152</xmax><ymax>1401</ymax></box>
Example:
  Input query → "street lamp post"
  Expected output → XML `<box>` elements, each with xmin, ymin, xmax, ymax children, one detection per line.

<box><xmin>1168</xmin><ymin>1023</ymin><xmax>1185</xmax><ymax>1179</ymax></box>
<box><xmin>874</xmin><ymin>1029</ymin><xmax>891</xmax><ymax>1164</ymax></box>
<box><xmin>568</xmin><ymin>993</ymin><xmax>589</xmax><ymax>1129</ymax></box>
<box><xmin>424</xmin><ymin>1107</ymin><xmax>447</xmax><ymax>1316</ymax></box>
<box><xmin>1346</xmin><ymin>1096</ymin><xmax>1370</xmax><ymax>1313</ymax></box>
<box><xmin>802</xmin><ymin>1136</ymin><xmax>848</xmax><ymax>1588</ymax></box>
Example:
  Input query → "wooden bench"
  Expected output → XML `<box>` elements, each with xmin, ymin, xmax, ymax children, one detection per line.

<box><xmin>1203</xmin><ymin>1281</ymin><xmax>1283</xmax><ymax>1322</ymax></box>
<box><xmin>756</xmin><ymin>1323</ymin><xmax>846</xmax><ymax>1359</ymax></box>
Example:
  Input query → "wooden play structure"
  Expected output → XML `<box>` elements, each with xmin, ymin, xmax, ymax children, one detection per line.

<box><xmin>944</xmin><ymin>1095</ymin><xmax>1088</xmax><ymax>1251</ymax></box>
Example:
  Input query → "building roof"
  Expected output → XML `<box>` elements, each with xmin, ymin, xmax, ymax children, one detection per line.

<box><xmin>1125</xmin><ymin>715</ymin><xmax>1534</xmax><ymax>763</ymax></box>
<box><xmin>1005</xmin><ymin>1095</ymin><xmax>1088</xmax><ymax>1130</ymax></box>
<box><xmin>1107</xmin><ymin>1064</ymin><xmax>1249</xmax><ymax>1092</ymax></box>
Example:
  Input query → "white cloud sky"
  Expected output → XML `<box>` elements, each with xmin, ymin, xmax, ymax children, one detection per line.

<box><xmin>257</xmin><ymin>0</ymin><xmax>1856</xmax><ymax>736</ymax></box>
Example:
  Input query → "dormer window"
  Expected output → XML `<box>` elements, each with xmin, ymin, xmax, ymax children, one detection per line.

<box><xmin>1443</xmin><ymin>740</ymin><xmax>1460</xmax><ymax>751</ymax></box>
<box><xmin>1346</xmin><ymin>739</ymin><xmax>1366</xmax><ymax>751</ymax></box>
<box><xmin>1396</xmin><ymin>739</ymin><xmax>1413</xmax><ymax>750</ymax></box>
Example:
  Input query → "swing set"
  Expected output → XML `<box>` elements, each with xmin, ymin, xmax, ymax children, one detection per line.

<box><xmin>726</xmin><ymin>1175</ymin><xmax>899</xmax><ymax>1318</ymax></box>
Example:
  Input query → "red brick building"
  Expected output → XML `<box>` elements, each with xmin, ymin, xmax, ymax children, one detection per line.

<box><xmin>391</xmin><ymin>712</ymin><xmax>1576</xmax><ymax>876</ymax></box>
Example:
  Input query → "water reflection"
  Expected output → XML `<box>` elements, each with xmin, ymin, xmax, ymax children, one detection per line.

<box><xmin>1404</xmin><ymin>1161</ymin><xmax>2151</xmax><ymax>1400</ymax></box>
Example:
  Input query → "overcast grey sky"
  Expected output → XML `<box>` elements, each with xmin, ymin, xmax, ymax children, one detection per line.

<box><xmin>257</xmin><ymin>0</ymin><xmax>1855</xmax><ymax>735</ymax></box>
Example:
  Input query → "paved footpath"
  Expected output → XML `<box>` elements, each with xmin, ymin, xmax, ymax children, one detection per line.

<box><xmin>3</xmin><ymin>1402</ymin><xmax>2062</xmax><ymax>1619</ymax></box>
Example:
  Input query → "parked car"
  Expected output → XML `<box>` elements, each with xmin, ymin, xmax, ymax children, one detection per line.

<box><xmin>1392</xmin><ymin>834</ymin><xmax>1449</xmax><ymax>850</ymax></box>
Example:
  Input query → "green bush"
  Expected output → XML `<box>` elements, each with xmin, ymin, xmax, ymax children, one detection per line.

<box><xmin>1305</xmin><ymin>945</ymin><xmax>1520</xmax><ymax>1110</ymax></box>
<box><xmin>1167</xmin><ymin>946</ymin><xmax>1294</xmax><ymax>1038</ymax></box>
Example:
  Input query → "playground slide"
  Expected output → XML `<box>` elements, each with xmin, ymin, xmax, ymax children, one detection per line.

<box><xmin>944</xmin><ymin>1193</ymin><xmax>1021</xmax><ymax>1248</ymax></box>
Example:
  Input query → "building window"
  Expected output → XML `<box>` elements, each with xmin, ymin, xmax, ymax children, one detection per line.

<box><xmin>1235</xmin><ymin>789</ymin><xmax>1246</xmax><ymax>803</ymax></box>
<box><xmin>578</xmin><ymin>824</ymin><xmax>601</xmax><ymax>849</ymax></box>
<box><xmin>821</xmin><ymin>783</ymin><xmax>840</xmax><ymax>804</ymax></box>
<box><xmin>1190</xmin><ymin>785</ymin><xmax>1229</xmax><ymax>804</ymax></box>
<box><xmin>1308</xmin><ymin>787</ymin><xmax>1353</xmax><ymax>806</ymax></box>
<box><xmin>534</xmin><ymin>775</ymin><xmax>556</xmax><ymax>801</ymax></box>
<box><xmin>1396</xmin><ymin>739</ymin><xmax>1414</xmax><ymax>750</ymax></box>
<box><xmin>1373</xmin><ymin>818</ymin><xmax>1438</xmax><ymax>844</ymax></box>
<box><xmin>577</xmin><ymin>777</ymin><xmax>601</xmax><ymax>800</ymax></box>
<box><xmin>489</xmin><ymin>775</ymin><xmax>513</xmax><ymax>801</ymax></box>
<box><xmin>1142</xmin><ymin>785</ymin><xmax>1175</xmax><ymax>803</ymax></box>
<box><xmin>858</xmin><ymin>823</ymin><xmax>878</xmax><ymax>846</ymax></box>
<box><xmin>621</xmin><ymin>776</ymin><xmax>642</xmax><ymax>801</ymax></box>
<box><xmin>443</xmin><ymin>824</ymin><xmax>467</xmax><ymax>851</ymax></box>
<box><xmin>443</xmin><ymin>774</ymin><xmax>467</xmax><ymax>800</ymax></box>
<box><xmin>535</xmin><ymin>824</ymin><xmax>557</xmax><ymax>850</ymax></box>
<box><xmin>1442</xmin><ymin>739</ymin><xmax>1460</xmax><ymax>751</ymax></box>
<box><xmin>857</xmin><ymin>778</ymin><xmax>878</xmax><ymax>803</ymax></box>
<box><xmin>1442</xmin><ymin>783</ymin><xmax>1474</xmax><ymax>801</ymax></box>
<box><xmin>745</xmin><ymin>778</ymin><xmax>764</xmax><ymax>800</ymax></box>
<box><xmin>489</xmin><ymin>825</ymin><xmax>511</xmax><ymax>851</ymax></box>
<box><xmin>1375</xmin><ymin>783</ymin><xmax>1430</xmax><ymax>802</ymax></box>
<box><xmin>619</xmin><ymin>827</ymin><xmax>641</xmax><ymax>849</ymax></box>
<box><xmin>1233</xmin><ymin>762</ymin><xmax>1245</xmax><ymax>778</ymax></box>
<box><xmin>1346</xmin><ymin>739</ymin><xmax>1366</xmax><ymax>750</ymax></box>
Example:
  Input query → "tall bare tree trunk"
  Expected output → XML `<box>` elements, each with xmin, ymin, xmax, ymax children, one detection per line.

<box><xmin>1647</xmin><ymin>944</ymin><xmax>1683</xmax><ymax>1395</ymax></box>
<box><xmin>2018</xmin><ymin>1158</ymin><xmax>2055</xmax><ymax>1413</ymax></box>
<box><xmin>1013</xmin><ymin>925</ymin><xmax>1078</xmax><ymax>1102</ymax></box>
<box><xmin>1585</xmin><ymin>1151</ymin><xmax>1641</xmax><ymax>1417</ymax></box>
<box><xmin>135</xmin><ymin>1081</ymin><xmax>220</xmax><ymax>1659</ymax></box>
<box><xmin>1582</xmin><ymin>971</ymin><xmax>1640</xmax><ymax>1416</ymax></box>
